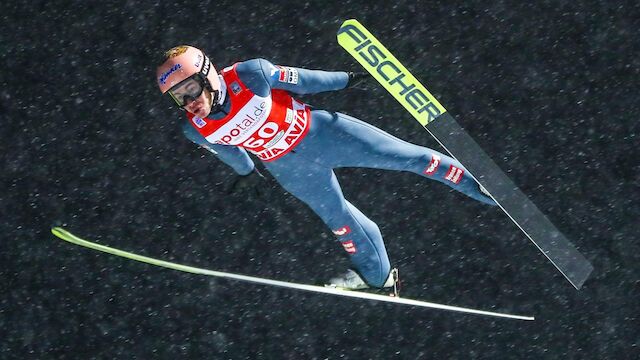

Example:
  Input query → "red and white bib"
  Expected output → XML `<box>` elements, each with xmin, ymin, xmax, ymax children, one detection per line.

<box><xmin>186</xmin><ymin>63</ymin><xmax>311</xmax><ymax>162</ymax></box>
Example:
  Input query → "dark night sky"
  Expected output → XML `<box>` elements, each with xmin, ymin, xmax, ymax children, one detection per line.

<box><xmin>2</xmin><ymin>0</ymin><xmax>639</xmax><ymax>359</ymax></box>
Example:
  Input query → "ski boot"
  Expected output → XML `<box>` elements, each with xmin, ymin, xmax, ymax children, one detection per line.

<box><xmin>325</xmin><ymin>268</ymin><xmax>400</xmax><ymax>297</ymax></box>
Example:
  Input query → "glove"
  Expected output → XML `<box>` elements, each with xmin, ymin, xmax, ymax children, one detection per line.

<box><xmin>226</xmin><ymin>168</ymin><xmax>267</xmax><ymax>199</ymax></box>
<box><xmin>346</xmin><ymin>71</ymin><xmax>370</xmax><ymax>89</ymax></box>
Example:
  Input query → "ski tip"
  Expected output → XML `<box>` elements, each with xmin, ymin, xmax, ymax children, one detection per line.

<box><xmin>341</xmin><ymin>18</ymin><xmax>359</xmax><ymax>25</ymax></box>
<box><xmin>51</xmin><ymin>226</ymin><xmax>73</xmax><ymax>242</ymax></box>
<box><xmin>337</xmin><ymin>19</ymin><xmax>361</xmax><ymax>34</ymax></box>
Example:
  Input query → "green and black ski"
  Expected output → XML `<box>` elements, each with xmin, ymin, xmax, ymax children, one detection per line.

<box><xmin>337</xmin><ymin>19</ymin><xmax>593</xmax><ymax>289</ymax></box>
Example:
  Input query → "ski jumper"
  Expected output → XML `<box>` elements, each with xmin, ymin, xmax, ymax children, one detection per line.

<box><xmin>182</xmin><ymin>59</ymin><xmax>496</xmax><ymax>287</ymax></box>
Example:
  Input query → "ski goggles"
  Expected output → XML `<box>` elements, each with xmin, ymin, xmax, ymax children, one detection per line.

<box><xmin>166</xmin><ymin>73</ymin><xmax>208</xmax><ymax>107</ymax></box>
<box><xmin>166</xmin><ymin>50</ymin><xmax>214</xmax><ymax>108</ymax></box>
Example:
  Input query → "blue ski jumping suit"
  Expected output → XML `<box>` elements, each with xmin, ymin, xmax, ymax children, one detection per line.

<box><xmin>182</xmin><ymin>59</ymin><xmax>495</xmax><ymax>287</ymax></box>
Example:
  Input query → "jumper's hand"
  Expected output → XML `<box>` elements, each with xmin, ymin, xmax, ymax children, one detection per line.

<box><xmin>346</xmin><ymin>71</ymin><xmax>371</xmax><ymax>90</ymax></box>
<box><xmin>226</xmin><ymin>168</ymin><xmax>267</xmax><ymax>199</ymax></box>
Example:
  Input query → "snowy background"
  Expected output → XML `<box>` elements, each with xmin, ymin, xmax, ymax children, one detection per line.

<box><xmin>2</xmin><ymin>0</ymin><xmax>639</xmax><ymax>358</ymax></box>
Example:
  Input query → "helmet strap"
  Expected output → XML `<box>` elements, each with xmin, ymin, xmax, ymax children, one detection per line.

<box><xmin>203</xmin><ymin>87</ymin><xmax>221</xmax><ymax>114</ymax></box>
